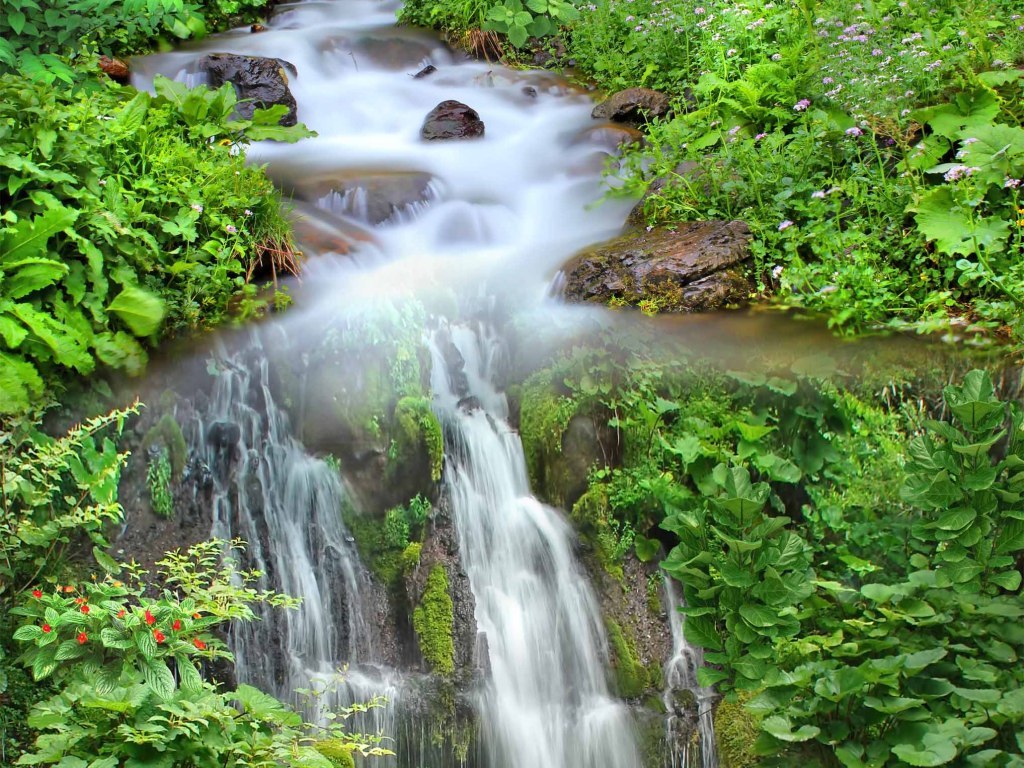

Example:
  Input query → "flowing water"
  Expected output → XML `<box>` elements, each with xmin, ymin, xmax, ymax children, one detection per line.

<box><xmin>127</xmin><ymin>0</ymin><xmax>975</xmax><ymax>763</ymax></box>
<box><xmin>429</xmin><ymin>322</ymin><xmax>641</xmax><ymax>768</ymax></box>
<box><xmin>663</xmin><ymin>576</ymin><xmax>718</xmax><ymax>768</ymax></box>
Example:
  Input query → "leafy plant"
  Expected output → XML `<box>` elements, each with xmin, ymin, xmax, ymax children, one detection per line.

<box><xmin>147</xmin><ymin>450</ymin><xmax>174</xmax><ymax>519</ymax></box>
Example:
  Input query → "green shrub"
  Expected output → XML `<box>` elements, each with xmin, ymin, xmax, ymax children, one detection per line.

<box><xmin>413</xmin><ymin>565</ymin><xmax>455</xmax><ymax>676</ymax></box>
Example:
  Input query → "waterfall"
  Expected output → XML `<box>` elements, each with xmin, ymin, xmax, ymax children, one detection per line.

<box><xmin>663</xmin><ymin>576</ymin><xmax>718</xmax><ymax>768</ymax></box>
<box><xmin>428</xmin><ymin>321</ymin><xmax>642</xmax><ymax>768</ymax></box>
<box><xmin>183</xmin><ymin>328</ymin><xmax>400</xmax><ymax>736</ymax></box>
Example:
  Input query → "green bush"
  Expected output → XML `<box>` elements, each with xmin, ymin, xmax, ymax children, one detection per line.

<box><xmin>0</xmin><ymin>73</ymin><xmax>311</xmax><ymax>414</ymax></box>
<box><xmin>413</xmin><ymin>565</ymin><xmax>455</xmax><ymax>676</ymax></box>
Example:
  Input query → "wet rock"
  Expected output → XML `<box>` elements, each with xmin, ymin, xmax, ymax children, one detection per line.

<box><xmin>591</xmin><ymin>87</ymin><xmax>671</xmax><ymax>125</ymax></box>
<box><xmin>457</xmin><ymin>395</ymin><xmax>482</xmax><ymax>412</ymax></box>
<box><xmin>413</xmin><ymin>64</ymin><xmax>437</xmax><ymax>78</ymax></box>
<box><xmin>320</xmin><ymin>33</ymin><xmax>436</xmax><ymax>70</ymax></box>
<box><xmin>250</xmin><ymin>23</ymin><xmax>268</xmax><ymax>32</ymax></box>
<box><xmin>199</xmin><ymin>53</ymin><xmax>298</xmax><ymax>126</ymax></box>
<box><xmin>522</xmin><ymin>85</ymin><xmax>538</xmax><ymax>98</ymax></box>
<box><xmin>435</xmin><ymin>331</ymin><xmax>470</xmax><ymax>397</ymax></box>
<box><xmin>561</xmin><ymin>221</ymin><xmax>753</xmax><ymax>312</ymax></box>
<box><xmin>283</xmin><ymin>171</ymin><xmax>438</xmax><ymax>226</ymax></box>
<box><xmin>98</xmin><ymin>55</ymin><xmax>130</xmax><ymax>84</ymax></box>
<box><xmin>206</xmin><ymin>420</ymin><xmax>241</xmax><ymax>451</ymax></box>
<box><xmin>421</xmin><ymin>100</ymin><xmax>485</xmax><ymax>141</ymax></box>
<box><xmin>287</xmin><ymin>200</ymin><xmax>378</xmax><ymax>256</ymax></box>
<box><xmin>577</xmin><ymin>123</ymin><xmax>645</xmax><ymax>152</ymax></box>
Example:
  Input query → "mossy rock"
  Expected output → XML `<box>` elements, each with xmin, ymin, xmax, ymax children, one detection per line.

<box><xmin>401</xmin><ymin>542</ymin><xmax>423</xmax><ymax>575</ymax></box>
<box><xmin>314</xmin><ymin>739</ymin><xmax>356</xmax><ymax>768</ymax></box>
<box><xmin>393</xmin><ymin>395</ymin><xmax>443</xmax><ymax>483</ymax></box>
<box><xmin>413</xmin><ymin>565</ymin><xmax>455</xmax><ymax>676</ymax></box>
<box><xmin>605</xmin><ymin>617</ymin><xmax>655</xmax><ymax>699</ymax></box>
<box><xmin>141</xmin><ymin>412</ymin><xmax>187</xmax><ymax>475</ymax></box>
<box><xmin>715</xmin><ymin>692</ymin><xmax>761</xmax><ymax>768</ymax></box>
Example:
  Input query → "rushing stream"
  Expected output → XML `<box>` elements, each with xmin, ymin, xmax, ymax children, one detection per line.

<box><xmin>122</xmin><ymin>0</ymin><xmax>968</xmax><ymax>763</ymax></box>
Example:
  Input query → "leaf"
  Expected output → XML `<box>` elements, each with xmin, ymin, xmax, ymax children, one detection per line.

<box><xmin>739</xmin><ymin>604</ymin><xmax>779</xmax><ymax>629</ymax></box>
<box><xmin>861</xmin><ymin>583</ymin><xmax>895</xmax><ymax>602</ymax></box>
<box><xmin>682</xmin><ymin>615</ymin><xmax>722</xmax><ymax>651</ymax></box>
<box><xmin>0</xmin><ymin>206</ymin><xmax>79</xmax><ymax>262</ymax></box>
<box><xmin>912</xmin><ymin>186</ymin><xmax>1010</xmax><ymax>257</ymax></box>
<box><xmin>107</xmin><ymin>286</ymin><xmax>165</xmax><ymax>337</ymax></box>
<box><xmin>142</xmin><ymin>657</ymin><xmax>175</xmax><ymax>699</ymax></box>
<box><xmin>3</xmin><ymin>258</ymin><xmax>68</xmax><ymax>298</ymax></box>
<box><xmin>235</xmin><ymin>684</ymin><xmax>302</xmax><ymax>726</ymax></box>
<box><xmin>761</xmin><ymin>715</ymin><xmax>820</xmax><ymax>742</ymax></box>
<box><xmin>11</xmin><ymin>303</ymin><xmax>93</xmax><ymax>372</ymax></box>
<box><xmin>633</xmin><ymin>534</ymin><xmax>660</xmax><ymax>562</ymax></box>
<box><xmin>112</xmin><ymin>91</ymin><xmax>150</xmax><ymax>134</ymax></box>
<box><xmin>891</xmin><ymin>741</ymin><xmax>957</xmax><ymax>767</ymax></box>
<box><xmin>989</xmin><ymin>569</ymin><xmax>1021</xmax><ymax>591</ymax></box>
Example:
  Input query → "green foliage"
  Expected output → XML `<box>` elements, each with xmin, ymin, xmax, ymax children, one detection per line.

<box><xmin>142</xmin><ymin>412</ymin><xmax>188</xmax><ymax>475</ymax></box>
<box><xmin>11</xmin><ymin>541</ymin><xmax>391</xmax><ymax>767</ymax></box>
<box><xmin>0</xmin><ymin>405</ymin><xmax>138</xmax><ymax>598</ymax></box>
<box><xmin>383</xmin><ymin>506</ymin><xmax>411</xmax><ymax>549</ymax></box>
<box><xmin>0</xmin><ymin>0</ymin><xmax>279</xmax><ymax>84</ymax></box>
<box><xmin>0</xmin><ymin>73</ymin><xmax>310</xmax><ymax>413</ymax></box>
<box><xmin>605</xmin><ymin>617</ymin><xmax>653</xmax><ymax>698</ymax></box>
<box><xmin>398</xmin><ymin>0</ymin><xmax>578</xmax><ymax>53</ymax></box>
<box><xmin>401</xmin><ymin>542</ymin><xmax>423</xmax><ymax>575</ymax></box>
<box><xmin>567</xmin><ymin>0</ymin><xmax>1024</xmax><ymax>339</ymax></box>
<box><xmin>413</xmin><ymin>565</ymin><xmax>455</xmax><ymax>676</ymax></box>
<box><xmin>146</xmin><ymin>451</ymin><xmax>174</xmax><ymax>519</ymax></box>
<box><xmin>393</xmin><ymin>397</ymin><xmax>444</xmax><ymax>483</ymax></box>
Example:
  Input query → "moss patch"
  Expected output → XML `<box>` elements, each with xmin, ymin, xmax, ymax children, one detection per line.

<box><xmin>413</xmin><ymin>565</ymin><xmax>455</xmax><ymax>676</ymax></box>
<box><xmin>393</xmin><ymin>396</ymin><xmax>444</xmax><ymax>482</ymax></box>
<box><xmin>715</xmin><ymin>692</ymin><xmax>761</xmax><ymax>768</ymax></box>
<box><xmin>141</xmin><ymin>412</ymin><xmax>187</xmax><ymax>475</ymax></box>
<box><xmin>518</xmin><ymin>370</ymin><xmax>577</xmax><ymax>499</ymax></box>
<box><xmin>605</xmin><ymin>617</ymin><xmax>651</xmax><ymax>699</ymax></box>
<box><xmin>401</xmin><ymin>542</ymin><xmax>423</xmax><ymax>575</ymax></box>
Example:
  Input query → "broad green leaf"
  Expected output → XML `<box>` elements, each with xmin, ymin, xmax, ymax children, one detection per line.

<box><xmin>761</xmin><ymin>715</ymin><xmax>820</xmax><ymax>742</ymax></box>
<box><xmin>891</xmin><ymin>741</ymin><xmax>957</xmax><ymax>767</ymax></box>
<box><xmin>142</xmin><ymin>658</ymin><xmax>175</xmax><ymax>699</ymax></box>
<box><xmin>0</xmin><ymin>206</ymin><xmax>78</xmax><ymax>262</ymax></box>
<box><xmin>912</xmin><ymin>187</ymin><xmax>1010</xmax><ymax>257</ymax></box>
<box><xmin>107</xmin><ymin>286</ymin><xmax>165</xmax><ymax>337</ymax></box>
<box><xmin>682</xmin><ymin>615</ymin><xmax>722</xmax><ymax>651</ymax></box>
<box><xmin>235</xmin><ymin>684</ymin><xmax>302</xmax><ymax>726</ymax></box>
<box><xmin>739</xmin><ymin>604</ymin><xmax>779</xmax><ymax>629</ymax></box>
<box><xmin>112</xmin><ymin>91</ymin><xmax>150</xmax><ymax>134</ymax></box>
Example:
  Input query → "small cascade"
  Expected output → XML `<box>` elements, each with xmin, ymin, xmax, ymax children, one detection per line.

<box><xmin>663</xmin><ymin>576</ymin><xmax>718</xmax><ymax>768</ymax></box>
<box><xmin>183</xmin><ymin>328</ymin><xmax>400</xmax><ymax>739</ymax></box>
<box><xmin>428</xmin><ymin>320</ymin><xmax>641</xmax><ymax>768</ymax></box>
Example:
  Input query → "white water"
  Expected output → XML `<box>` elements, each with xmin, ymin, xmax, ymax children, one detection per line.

<box><xmin>663</xmin><ymin>577</ymin><xmax>718</xmax><ymax>768</ymax></box>
<box><xmin>429</xmin><ymin>322</ymin><xmax>641</xmax><ymax>768</ymax></box>
<box><xmin>132</xmin><ymin>0</ymin><xmax>678</xmax><ymax>763</ymax></box>
<box><xmin>183</xmin><ymin>329</ymin><xmax>400</xmax><ymax>735</ymax></box>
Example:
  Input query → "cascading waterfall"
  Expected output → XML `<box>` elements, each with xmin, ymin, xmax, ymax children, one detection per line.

<box><xmin>184</xmin><ymin>327</ymin><xmax>399</xmax><ymax>735</ymax></box>
<box><xmin>428</xmin><ymin>321</ymin><xmax>642</xmax><ymax>768</ymax></box>
<box><xmin>663</xmin><ymin>576</ymin><xmax>718</xmax><ymax>768</ymax></box>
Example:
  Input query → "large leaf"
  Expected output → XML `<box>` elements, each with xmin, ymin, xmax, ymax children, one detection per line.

<box><xmin>912</xmin><ymin>187</ymin><xmax>1010</xmax><ymax>257</ymax></box>
<box><xmin>107</xmin><ymin>286</ymin><xmax>165</xmax><ymax>337</ymax></box>
<box><xmin>682</xmin><ymin>615</ymin><xmax>722</xmax><ymax>651</ymax></box>
<box><xmin>235</xmin><ymin>683</ymin><xmax>302</xmax><ymax>726</ymax></box>
<box><xmin>0</xmin><ymin>206</ymin><xmax>78</xmax><ymax>263</ymax></box>
<box><xmin>761</xmin><ymin>715</ymin><xmax>820</xmax><ymax>742</ymax></box>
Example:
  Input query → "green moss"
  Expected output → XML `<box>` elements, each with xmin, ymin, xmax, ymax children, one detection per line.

<box><xmin>605</xmin><ymin>617</ymin><xmax>649</xmax><ymax>699</ymax></box>
<box><xmin>393</xmin><ymin>396</ymin><xmax>444</xmax><ymax>482</ymax></box>
<box><xmin>572</xmin><ymin>485</ymin><xmax>625</xmax><ymax>581</ymax></box>
<box><xmin>518</xmin><ymin>371</ymin><xmax>576</xmax><ymax>495</ymax></box>
<box><xmin>341</xmin><ymin>504</ymin><xmax>403</xmax><ymax>588</ymax></box>
<box><xmin>413</xmin><ymin>565</ymin><xmax>455</xmax><ymax>676</ymax></box>
<box><xmin>715</xmin><ymin>692</ymin><xmax>762</xmax><ymax>768</ymax></box>
<box><xmin>141</xmin><ymin>412</ymin><xmax>187</xmax><ymax>475</ymax></box>
<box><xmin>313</xmin><ymin>739</ymin><xmax>356</xmax><ymax>768</ymax></box>
<box><xmin>401</xmin><ymin>542</ymin><xmax>423</xmax><ymax>575</ymax></box>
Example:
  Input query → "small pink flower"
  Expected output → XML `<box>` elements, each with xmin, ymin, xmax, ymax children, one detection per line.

<box><xmin>793</xmin><ymin>99</ymin><xmax>811</xmax><ymax>111</ymax></box>
<box><xmin>225</xmin><ymin>225</ymin><xmax>238</xmax><ymax>234</ymax></box>
<box><xmin>778</xmin><ymin>220</ymin><xmax>794</xmax><ymax>231</ymax></box>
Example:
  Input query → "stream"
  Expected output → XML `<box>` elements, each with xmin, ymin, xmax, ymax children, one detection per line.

<box><xmin>121</xmin><ymin>1</ymin><xmax>976</xmax><ymax>766</ymax></box>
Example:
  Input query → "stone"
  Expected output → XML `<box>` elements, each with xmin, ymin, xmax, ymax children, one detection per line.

<box><xmin>413</xmin><ymin>64</ymin><xmax>437</xmax><ymax>78</ymax></box>
<box><xmin>421</xmin><ymin>100</ymin><xmax>485</xmax><ymax>141</ymax></box>
<box><xmin>561</xmin><ymin>220</ymin><xmax>753</xmax><ymax>312</ymax></box>
<box><xmin>577</xmin><ymin>123</ymin><xmax>645</xmax><ymax>152</ymax></box>
<box><xmin>199</xmin><ymin>53</ymin><xmax>298</xmax><ymax>126</ymax></box>
<box><xmin>591</xmin><ymin>87</ymin><xmax>671</xmax><ymax>124</ymax></box>
<box><xmin>250</xmin><ymin>23</ymin><xmax>268</xmax><ymax>32</ymax></box>
<box><xmin>98</xmin><ymin>55</ymin><xmax>130</xmax><ymax>84</ymax></box>
<box><xmin>285</xmin><ymin>171</ymin><xmax>437</xmax><ymax>226</ymax></box>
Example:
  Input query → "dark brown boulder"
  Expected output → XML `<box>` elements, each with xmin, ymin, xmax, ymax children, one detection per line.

<box><xmin>98</xmin><ymin>55</ymin><xmax>130</xmax><ymax>84</ymax></box>
<box><xmin>199</xmin><ymin>53</ymin><xmax>298</xmax><ymax>126</ymax></box>
<box><xmin>561</xmin><ymin>221</ymin><xmax>752</xmax><ymax>312</ymax></box>
<box><xmin>421</xmin><ymin>100</ymin><xmax>484</xmax><ymax>141</ymax></box>
<box><xmin>591</xmin><ymin>87</ymin><xmax>670</xmax><ymax>124</ymax></box>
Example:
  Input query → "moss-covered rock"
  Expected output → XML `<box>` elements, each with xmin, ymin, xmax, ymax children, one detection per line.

<box><xmin>141</xmin><ymin>412</ymin><xmax>187</xmax><ymax>475</ymax></box>
<box><xmin>393</xmin><ymin>396</ymin><xmax>444</xmax><ymax>483</ymax></box>
<box><xmin>605</xmin><ymin>616</ymin><xmax>659</xmax><ymax>699</ymax></box>
<box><xmin>413</xmin><ymin>565</ymin><xmax>456</xmax><ymax>676</ymax></box>
<box><xmin>715</xmin><ymin>692</ymin><xmax>761</xmax><ymax>768</ymax></box>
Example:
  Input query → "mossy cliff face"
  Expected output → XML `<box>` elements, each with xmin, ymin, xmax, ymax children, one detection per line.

<box><xmin>715</xmin><ymin>692</ymin><xmax>761</xmax><ymax>768</ymax></box>
<box><xmin>412</xmin><ymin>565</ymin><xmax>456</xmax><ymax>676</ymax></box>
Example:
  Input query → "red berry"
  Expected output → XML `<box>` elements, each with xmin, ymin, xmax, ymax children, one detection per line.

<box><xmin>153</xmin><ymin>630</ymin><xmax>166</xmax><ymax>644</ymax></box>
<box><xmin>77</xmin><ymin>632</ymin><xmax>88</xmax><ymax>644</ymax></box>
<box><xmin>42</xmin><ymin>624</ymin><xmax>52</xmax><ymax>633</ymax></box>
<box><xmin>172</xmin><ymin>619</ymin><xmax>181</xmax><ymax>631</ymax></box>
<box><xmin>117</xmin><ymin>609</ymin><xmax>126</xmax><ymax>618</ymax></box>
<box><xmin>32</xmin><ymin>589</ymin><xmax>42</xmax><ymax>599</ymax></box>
<box><xmin>192</xmin><ymin>637</ymin><xmax>207</xmax><ymax>650</ymax></box>
<box><xmin>63</xmin><ymin>586</ymin><xmax>75</xmax><ymax>594</ymax></box>
<box><xmin>80</xmin><ymin>605</ymin><xmax>90</xmax><ymax>614</ymax></box>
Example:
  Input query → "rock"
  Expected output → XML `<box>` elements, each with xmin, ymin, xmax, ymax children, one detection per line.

<box><xmin>283</xmin><ymin>171</ymin><xmax>438</xmax><ymax>226</ymax></box>
<box><xmin>98</xmin><ymin>55</ymin><xmax>130</xmax><ymax>84</ymax></box>
<box><xmin>577</xmin><ymin>123</ymin><xmax>645</xmax><ymax>152</ymax></box>
<box><xmin>591</xmin><ymin>87</ymin><xmax>670</xmax><ymax>124</ymax></box>
<box><xmin>421</xmin><ymin>100</ymin><xmax>484</xmax><ymax>141</ymax></box>
<box><xmin>522</xmin><ymin>85</ymin><xmax>538</xmax><ymax>98</ymax></box>
<box><xmin>561</xmin><ymin>221</ymin><xmax>753</xmax><ymax>312</ymax></box>
<box><xmin>250</xmin><ymin>23</ymin><xmax>268</xmax><ymax>32</ymax></box>
<box><xmin>199</xmin><ymin>53</ymin><xmax>298</xmax><ymax>126</ymax></box>
<box><xmin>413</xmin><ymin>64</ymin><xmax>437</xmax><ymax>78</ymax></box>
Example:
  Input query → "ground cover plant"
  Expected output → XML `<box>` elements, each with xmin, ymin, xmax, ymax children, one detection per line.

<box><xmin>518</xmin><ymin>335</ymin><xmax>1024</xmax><ymax>766</ymax></box>
<box><xmin>564</xmin><ymin>0</ymin><xmax>1024</xmax><ymax>340</ymax></box>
